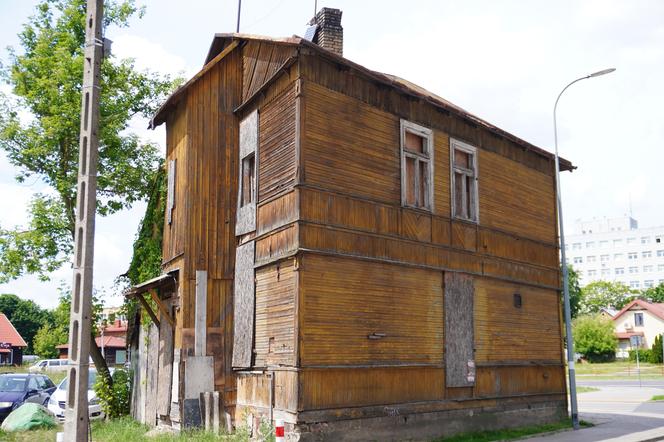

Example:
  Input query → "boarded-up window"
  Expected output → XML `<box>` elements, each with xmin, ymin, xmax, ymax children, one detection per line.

<box><xmin>236</xmin><ymin>110</ymin><xmax>258</xmax><ymax>235</ymax></box>
<box><xmin>167</xmin><ymin>159</ymin><xmax>176</xmax><ymax>225</ymax></box>
<box><xmin>400</xmin><ymin>120</ymin><xmax>433</xmax><ymax>210</ymax></box>
<box><xmin>451</xmin><ymin>139</ymin><xmax>478</xmax><ymax>222</ymax></box>
<box><xmin>445</xmin><ymin>272</ymin><xmax>475</xmax><ymax>387</ymax></box>
<box><xmin>232</xmin><ymin>241</ymin><xmax>255</xmax><ymax>368</ymax></box>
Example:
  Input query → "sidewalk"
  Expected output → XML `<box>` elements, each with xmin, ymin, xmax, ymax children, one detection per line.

<box><xmin>526</xmin><ymin>385</ymin><xmax>664</xmax><ymax>442</ymax></box>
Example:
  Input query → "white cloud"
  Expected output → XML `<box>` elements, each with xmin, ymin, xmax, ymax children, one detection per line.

<box><xmin>109</xmin><ymin>34</ymin><xmax>195</xmax><ymax>78</ymax></box>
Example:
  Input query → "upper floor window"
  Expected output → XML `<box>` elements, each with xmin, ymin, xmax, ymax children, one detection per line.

<box><xmin>587</xmin><ymin>255</ymin><xmax>597</xmax><ymax>262</ymax></box>
<box><xmin>400</xmin><ymin>120</ymin><xmax>433</xmax><ymax>210</ymax></box>
<box><xmin>586</xmin><ymin>241</ymin><xmax>595</xmax><ymax>248</ymax></box>
<box><xmin>600</xmin><ymin>254</ymin><xmax>610</xmax><ymax>262</ymax></box>
<box><xmin>641</xmin><ymin>236</ymin><xmax>650</xmax><ymax>244</ymax></box>
<box><xmin>628</xmin><ymin>252</ymin><xmax>638</xmax><ymax>260</ymax></box>
<box><xmin>599</xmin><ymin>240</ymin><xmax>609</xmax><ymax>248</ymax></box>
<box><xmin>634</xmin><ymin>312</ymin><xmax>644</xmax><ymax>326</ymax></box>
<box><xmin>627</xmin><ymin>237</ymin><xmax>637</xmax><ymax>245</ymax></box>
<box><xmin>643</xmin><ymin>250</ymin><xmax>652</xmax><ymax>259</ymax></box>
<box><xmin>613</xmin><ymin>239</ymin><xmax>623</xmax><ymax>246</ymax></box>
<box><xmin>572</xmin><ymin>243</ymin><xmax>582</xmax><ymax>250</ymax></box>
<box><xmin>450</xmin><ymin>138</ymin><xmax>479</xmax><ymax>222</ymax></box>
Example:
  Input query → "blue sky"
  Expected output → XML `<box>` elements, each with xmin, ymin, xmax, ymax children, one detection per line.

<box><xmin>1</xmin><ymin>0</ymin><xmax>663</xmax><ymax>308</ymax></box>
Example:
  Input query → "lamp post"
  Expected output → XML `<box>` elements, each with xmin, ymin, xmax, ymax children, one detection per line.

<box><xmin>554</xmin><ymin>67</ymin><xmax>615</xmax><ymax>429</ymax></box>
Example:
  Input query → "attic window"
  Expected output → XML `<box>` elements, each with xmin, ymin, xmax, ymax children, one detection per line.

<box><xmin>451</xmin><ymin>139</ymin><xmax>479</xmax><ymax>222</ymax></box>
<box><xmin>400</xmin><ymin>120</ymin><xmax>433</xmax><ymax>210</ymax></box>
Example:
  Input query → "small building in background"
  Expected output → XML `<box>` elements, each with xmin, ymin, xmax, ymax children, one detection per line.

<box><xmin>612</xmin><ymin>299</ymin><xmax>664</xmax><ymax>358</ymax></box>
<box><xmin>0</xmin><ymin>313</ymin><xmax>27</xmax><ymax>366</ymax></box>
<box><xmin>56</xmin><ymin>319</ymin><xmax>128</xmax><ymax>366</ymax></box>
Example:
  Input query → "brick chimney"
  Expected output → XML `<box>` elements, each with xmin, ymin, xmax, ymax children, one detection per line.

<box><xmin>309</xmin><ymin>7</ymin><xmax>343</xmax><ymax>57</ymax></box>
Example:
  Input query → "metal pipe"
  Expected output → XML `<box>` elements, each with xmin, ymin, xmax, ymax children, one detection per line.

<box><xmin>553</xmin><ymin>67</ymin><xmax>615</xmax><ymax>430</ymax></box>
<box><xmin>236</xmin><ymin>0</ymin><xmax>242</xmax><ymax>33</ymax></box>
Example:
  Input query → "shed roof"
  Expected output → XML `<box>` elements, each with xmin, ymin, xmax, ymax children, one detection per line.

<box><xmin>0</xmin><ymin>314</ymin><xmax>27</xmax><ymax>348</ymax></box>
<box><xmin>151</xmin><ymin>33</ymin><xmax>574</xmax><ymax>172</ymax></box>
<box><xmin>56</xmin><ymin>336</ymin><xmax>126</xmax><ymax>350</ymax></box>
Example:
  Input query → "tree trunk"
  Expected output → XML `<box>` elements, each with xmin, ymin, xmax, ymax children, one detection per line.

<box><xmin>90</xmin><ymin>338</ymin><xmax>113</xmax><ymax>387</ymax></box>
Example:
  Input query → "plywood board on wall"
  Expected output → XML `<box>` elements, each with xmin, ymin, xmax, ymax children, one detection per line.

<box><xmin>445</xmin><ymin>272</ymin><xmax>475</xmax><ymax>388</ymax></box>
<box><xmin>232</xmin><ymin>241</ymin><xmax>255</xmax><ymax>368</ymax></box>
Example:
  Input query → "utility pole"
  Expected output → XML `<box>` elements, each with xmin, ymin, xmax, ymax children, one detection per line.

<box><xmin>64</xmin><ymin>0</ymin><xmax>103</xmax><ymax>440</ymax></box>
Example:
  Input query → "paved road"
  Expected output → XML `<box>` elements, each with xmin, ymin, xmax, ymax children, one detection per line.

<box><xmin>526</xmin><ymin>379</ymin><xmax>664</xmax><ymax>442</ymax></box>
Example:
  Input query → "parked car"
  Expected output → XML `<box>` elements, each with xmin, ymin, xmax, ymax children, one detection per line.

<box><xmin>48</xmin><ymin>368</ymin><xmax>108</xmax><ymax>422</ymax></box>
<box><xmin>28</xmin><ymin>359</ymin><xmax>70</xmax><ymax>373</ymax></box>
<box><xmin>0</xmin><ymin>373</ymin><xmax>56</xmax><ymax>421</ymax></box>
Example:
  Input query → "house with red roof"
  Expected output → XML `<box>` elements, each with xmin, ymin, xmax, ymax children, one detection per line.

<box><xmin>612</xmin><ymin>299</ymin><xmax>664</xmax><ymax>358</ymax></box>
<box><xmin>0</xmin><ymin>313</ymin><xmax>27</xmax><ymax>366</ymax></box>
<box><xmin>56</xmin><ymin>319</ymin><xmax>128</xmax><ymax>366</ymax></box>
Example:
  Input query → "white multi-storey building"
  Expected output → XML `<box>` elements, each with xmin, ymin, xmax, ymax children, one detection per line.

<box><xmin>566</xmin><ymin>216</ymin><xmax>664</xmax><ymax>289</ymax></box>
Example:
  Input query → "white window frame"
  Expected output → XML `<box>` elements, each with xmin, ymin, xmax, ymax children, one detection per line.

<box><xmin>450</xmin><ymin>138</ymin><xmax>479</xmax><ymax>223</ymax></box>
<box><xmin>400</xmin><ymin>119</ymin><xmax>434</xmax><ymax>211</ymax></box>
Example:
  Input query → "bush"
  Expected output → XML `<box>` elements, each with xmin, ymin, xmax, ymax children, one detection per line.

<box><xmin>572</xmin><ymin>315</ymin><xmax>617</xmax><ymax>362</ymax></box>
<box><xmin>628</xmin><ymin>349</ymin><xmax>653</xmax><ymax>362</ymax></box>
<box><xmin>93</xmin><ymin>368</ymin><xmax>132</xmax><ymax>419</ymax></box>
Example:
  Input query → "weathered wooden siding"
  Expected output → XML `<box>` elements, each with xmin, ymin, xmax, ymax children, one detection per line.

<box><xmin>299</xmin><ymin>367</ymin><xmax>445</xmax><ymax>410</ymax></box>
<box><xmin>254</xmin><ymin>258</ymin><xmax>297</xmax><ymax>367</ymax></box>
<box><xmin>258</xmin><ymin>85</ymin><xmax>297</xmax><ymax>202</ymax></box>
<box><xmin>303</xmin><ymin>81</ymin><xmax>400</xmax><ymax>204</ymax></box>
<box><xmin>299</xmin><ymin>254</ymin><xmax>443</xmax><ymax>366</ymax></box>
<box><xmin>163</xmin><ymin>100</ymin><xmax>188</xmax><ymax>262</ymax></box>
<box><xmin>478</xmin><ymin>149</ymin><xmax>556</xmax><ymax>244</ymax></box>
<box><xmin>299</xmin><ymin>56</ymin><xmax>558</xmax><ymax>245</ymax></box>
<box><xmin>474</xmin><ymin>278</ymin><xmax>562</xmax><ymax>364</ymax></box>
<box><xmin>242</xmin><ymin>41</ymin><xmax>297</xmax><ymax>102</ymax></box>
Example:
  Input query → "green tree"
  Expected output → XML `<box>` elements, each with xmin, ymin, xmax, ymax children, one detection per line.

<box><xmin>0</xmin><ymin>0</ymin><xmax>179</xmax><ymax>282</ymax></box>
<box><xmin>642</xmin><ymin>283</ymin><xmax>664</xmax><ymax>304</ymax></box>
<box><xmin>32</xmin><ymin>288</ymin><xmax>103</xmax><ymax>359</ymax></box>
<box><xmin>651</xmin><ymin>334</ymin><xmax>663</xmax><ymax>364</ymax></box>
<box><xmin>572</xmin><ymin>314</ymin><xmax>618</xmax><ymax>362</ymax></box>
<box><xmin>564</xmin><ymin>265</ymin><xmax>583</xmax><ymax>318</ymax></box>
<box><xmin>580</xmin><ymin>281</ymin><xmax>635</xmax><ymax>315</ymax></box>
<box><xmin>0</xmin><ymin>293</ymin><xmax>51</xmax><ymax>353</ymax></box>
<box><xmin>33</xmin><ymin>322</ymin><xmax>68</xmax><ymax>359</ymax></box>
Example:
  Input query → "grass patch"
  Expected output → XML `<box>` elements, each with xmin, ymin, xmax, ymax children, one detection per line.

<box><xmin>434</xmin><ymin>419</ymin><xmax>592</xmax><ymax>442</ymax></box>
<box><xmin>650</xmin><ymin>395</ymin><xmax>664</xmax><ymax>401</ymax></box>
<box><xmin>575</xmin><ymin>361</ymin><xmax>664</xmax><ymax>379</ymax></box>
<box><xmin>0</xmin><ymin>417</ymin><xmax>269</xmax><ymax>441</ymax></box>
<box><xmin>577</xmin><ymin>386</ymin><xmax>600</xmax><ymax>393</ymax></box>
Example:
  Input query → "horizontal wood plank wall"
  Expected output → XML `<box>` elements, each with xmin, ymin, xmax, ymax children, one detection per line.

<box><xmin>479</xmin><ymin>149</ymin><xmax>556</xmax><ymax>244</ymax></box>
<box><xmin>474</xmin><ymin>277</ymin><xmax>562</xmax><ymax>363</ymax></box>
<box><xmin>163</xmin><ymin>100</ymin><xmax>188</xmax><ymax>262</ymax></box>
<box><xmin>254</xmin><ymin>258</ymin><xmax>297</xmax><ymax>367</ymax></box>
<box><xmin>299</xmin><ymin>188</ymin><xmax>557</xmax><ymax>270</ymax></box>
<box><xmin>299</xmin><ymin>52</ymin><xmax>556</xmax><ymax>177</ymax></box>
<box><xmin>257</xmin><ymin>190</ymin><xmax>298</xmax><ymax>236</ymax></box>
<box><xmin>255</xmin><ymin>224</ymin><xmax>299</xmax><ymax>266</ymax></box>
<box><xmin>299</xmin><ymin>367</ymin><xmax>445</xmax><ymax>411</ymax></box>
<box><xmin>302</xmin><ymin>81</ymin><xmax>400</xmax><ymax>205</ymax></box>
<box><xmin>298</xmin><ymin>222</ymin><xmax>559</xmax><ymax>289</ymax></box>
<box><xmin>475</xmin><ymin>366</ymin><xmax>565</xmax><ymax>398</ymax></box>
<box><xmin>299</xmin><ymin>254</ymin><xmax>443</xmax><ymax>366</ymax></box>
<box><xmin>242</xmin><ymin>41</ymin><xmax>296</xmax><ymax>102</ymax></box>
<box><xmin>299</xmin><ymin>57</ymin><xmax>559</xmax><ymax>245</ymax></box>
<box><xmin>258</xmin><ymin>84</ymin><xmax>297</xmax><ymax>202</ymax></box>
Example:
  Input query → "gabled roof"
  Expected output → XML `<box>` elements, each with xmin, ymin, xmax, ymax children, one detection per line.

<box><xmin>151</xmin><ymin>33</ymin><xmax>574</xmax><ymax>171</ymax></box>
<box><xmin>0</xmin><ymin>314</ymin><xmax>27</xmax><ymax>348</ymax></box>
<box><xmin>612</xmin><ymin>299</ymin><xmax>664</xmax><ymax>322</ymax></box>
<box><xmin>56</xmin><ymin>336</ymin><xmax>126</xmax><ymax>350</ymax></box>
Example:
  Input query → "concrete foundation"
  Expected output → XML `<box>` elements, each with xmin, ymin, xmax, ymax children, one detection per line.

<box><xmin>292</xmin><ymin>400</ymin><xmax>567</xmax><ymax>442</ymax></box>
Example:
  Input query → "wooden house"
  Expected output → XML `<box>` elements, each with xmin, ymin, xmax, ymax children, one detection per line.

<box><xmin>128</xmin><ymin>8</ymin><xmax>574</xmax><ymax>440</ymax></box>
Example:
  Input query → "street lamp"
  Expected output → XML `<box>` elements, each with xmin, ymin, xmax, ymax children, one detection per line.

<box><xmin>554</xmin><ymin>67</ymin><xmax>615</xmax><ymax>429</ymax></box>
